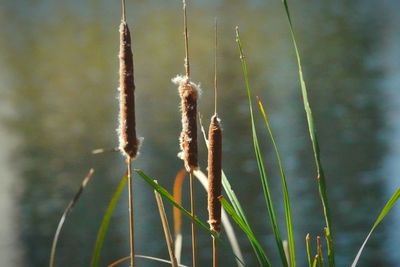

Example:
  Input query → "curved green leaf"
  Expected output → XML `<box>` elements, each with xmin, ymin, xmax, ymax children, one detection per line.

<box><xmin>90</xmin><ymin>175</ymin><xmax>127</xmax><ymax>267</ymax></box>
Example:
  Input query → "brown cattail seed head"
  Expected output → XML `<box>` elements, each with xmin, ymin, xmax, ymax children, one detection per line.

<box><xmin>207</xmin><ymin>114</ymin><xmax>222</xmax><ymax>233</ymax></box>
<box><xmin>173</xmin><ymin>75</ymin><xmax>200</xmax><ymax>172</ymax></box>
<box><xmin>118</xmin><ymin>21</ymin><xmax>140</xmax><ymax>159</ymax></box>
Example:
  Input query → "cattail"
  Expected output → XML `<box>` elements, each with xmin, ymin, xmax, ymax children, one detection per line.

<box><xmin>117</xmin><ymin>2</ymin><xmax>138</xmax><ymax>267</ymax></box>
<box><xmin>173</xmin><ymin>2</ymin><xmax>199</xmax><ymax>266</ymax></box>
<box><xmin>118</xmin><ymin>10</ymin><xmax>140</xmax><ymax>159</ymax></box>
<box><xmin>207</xmin><ymin>114</ymin><xmax>222</xmax><ymax>233</ymax></box>
<box><xmin>173</xmin><ymin>76</ymin><xmax>200</xmax><ymax>172</ymax></box>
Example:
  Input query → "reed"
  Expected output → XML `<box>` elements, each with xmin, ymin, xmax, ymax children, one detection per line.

<box><xmin>172</xmin><ymin>1</ymin><xmax>199</xmax><ymax>266</ymax></box>
<box><xmin>207</xmin><ymin>20</ymin><xmax>222</xmax><ymax>267</ymax></box>
<box><xmin>208</xmin><ymin>115</ymin><xmax>222</xmax><ymax>266</ymax></box>
<box><xmin>117</xmin><ymin>1</ymin><xmax>140</xmax><ymax>267</ymax></box>
<box><xmin>207</xmin><ymin>115</ymin><xmax>222</xmax><ymax>233</ymax></box>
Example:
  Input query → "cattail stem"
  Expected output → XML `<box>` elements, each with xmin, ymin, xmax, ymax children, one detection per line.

<box><xmin>212</xmin><ymin>236</ymin><xmax>218</xmax><ymax>267</ymax></box>
<box><xmin>208</xmin><ymin>21</ymin><xmax>221</xmax><ymax>267</ymax></box>
<box><xmin>189</xmin><ymin>171</ymin><xmax>197</xmax><ymax>267</ymax></box>
<box><xmin>183</xmin><ymin>0</ymin><xmax>190</xmax><ymax>78</ymax></box>
<box><xmin>127</xmin><ymin>157</ymin><xmax>135</xmax><ymax>267</ymax></box>
<box><xmin>177</xmin><ymin>2</ymin><xmax>198</xmax><ymax>266</ymax></box>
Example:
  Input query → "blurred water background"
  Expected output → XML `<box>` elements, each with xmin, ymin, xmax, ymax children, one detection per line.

<box><xmin>0</xmin><ymin>0</ymin><xmax>399</xmax><ymax>266</ymax></box>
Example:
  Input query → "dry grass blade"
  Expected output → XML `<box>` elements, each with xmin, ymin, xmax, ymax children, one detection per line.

<box><xmin>317</xmin><ymin>236</ymin><xmax>324</xmax><ymax>267</ymax></box>
<box><xmin>154</xmin><ymin>182</ymin><xmax>179</xmax><ymax>267</ymax></box>
<box><xmin>49</xmin><ymin>169</ymin><xmax>95</xmax><ymax>267</ymax></box>
<box><xmin>172</xmin><ymin>168</ymin><xmax>186</xmax><ymax>264</ymax></box>
<box><xmin>108</xmin><ymin>255</ymin><xmax>189</xmax><ymax>267</ymax></box>
<box><xmin>283</xmin><ymin>240</ymin><xmax>290</xmax><ymax>267</ymax></box>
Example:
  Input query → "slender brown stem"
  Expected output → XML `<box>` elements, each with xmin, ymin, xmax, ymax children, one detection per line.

<box><xmin>183</xmin><ymin>0</ymin><xmax>190</xmax><ymax>78</ymax></box>
<box><xmin>214</xmin><ymin>18</ymin><xmax>218</xmax><ymax>115</ymax></box>
<box><xmin>127</xmin><ymin>157</ymin><xmax>135</xmax><ymax>267</ymax></box>
<box><xmin>212</xmin><ymin>236</ymin><xmax>218</xmax><ymax>267</ymax></box>
<box><xmin>189</xmin><ymin>171</ymin><xmax>197</xmax><ymax>267</ymax></box>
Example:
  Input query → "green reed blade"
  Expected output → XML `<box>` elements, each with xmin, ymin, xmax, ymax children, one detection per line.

<box><xmin>257</xmin><ymin>98</ymin><xmax>296</xmax><ymax>267</ymax></box>
<box><xmin>220</xmin><ymin>197</ymin><xmax>271</xmax><ymax>267</ymax></box>
<box><xmin>135</xmin><ymin>169</ymin><xmax>245</xmax><ymax>266</ymax></box>
<box><xmin>90</xmin><ymin>174</ymin><xmax>126</xmax><ymax>267</ymax></box>
<box><xmin>236</xmin><ymin>27</ymin><xmax>288</xmax><ymax>267</ymax></box>
<box><xmin>278</xmin><ymin>0</ymin><xmax>335</xmax><ymax>265</ymax></box>
<box><xmin>351</xmin><ymin>188</ymin><xmax>400</xmax><ymax>267</ymax></box>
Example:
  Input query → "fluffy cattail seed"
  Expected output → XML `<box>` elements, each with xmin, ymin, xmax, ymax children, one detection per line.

<box><xmin>118</xmin><ymin>18</ymin><xmax>140</xmax><ymax>159</ymax></box>
<box><xmin>207</xmin><ymin>114</ymin><xmax>222</xmax><ymax>233</ymax></box>
<box><xmin>173</xmin><ymin>75</ymin><xmax>200</xmax><ymax>172</ymax></box>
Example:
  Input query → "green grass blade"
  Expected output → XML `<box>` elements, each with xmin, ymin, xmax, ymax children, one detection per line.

<box><xmin>351</xmin><ymin>188</ymin><xmax>400</xmax><ymax>267</ymax></box>
<box><xmin>257</xmin><ymin>98</ymin><xmax>296</xmax><ymax>267</ymax></box>
<box><xmin>278</xmin><ymin>1</ymin><xmax>335</xmax><ymax>265</ymax></box>
<box><xmin>323</xmin><ymin>228</ymin><xmax>334</xmax><ymax>267</ymax></box>
<box><xmin>135</xmin><ymin>169</ymin><xmax>246</xmax><ymax>266</ymax></box>
<box><xmin>312</xmin><ymin>255</ymin><xmax>318</xmax><ymax>267</ymax></box>
<box><xmin>135</xmin><ymin>169</ymin><xmax>211</xmax><ymax>233</ymax></box>
<box><xmin>220</xmin><ymin>197</ymin><xmax>271</xmax><ymax>267</ymax></box>
<box><xmin>236</xmin><ymin>27</ymin><xmax>288</xmax><ymax>267</ymax></box>
<box><xmin>306</xmin><ymin>234</ymin><xmax>312</xmax><ymax>267</ymax></box>
<box><xmin>90</xmin><ymin>175</ymin><xmax>127</xmax><ymax>267</ymax></box>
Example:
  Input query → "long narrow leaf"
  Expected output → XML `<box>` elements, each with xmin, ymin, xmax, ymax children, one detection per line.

<box><xmin>236</xmin><ymin>27</ymin><xmax>288</xmax><ymax>267</ymax></box>
<box><xmin>91</xmin><ymin>175</ymin><xmax>127</xmax><ymax>267</ymax></box>
<box><xmin>135</xmin><ymin>169</ymin><xmax>246</xmax><ymax>266</ymax></box>
<box><xmin>49</xmin><ymin>169</ymin><xmax>95</xmax><ymax>267</ymax></box>
<box><xmin>351</xmin><ymin>188</ymin><xmax>400</xmax><ymax>267</ymax></box>
<box><xmin>220</xmin><ymin>197</ymin><xmax>271</xmax><ymax>267</ymax></box>
<box><xmin>278</xmin><ymin>1</ymin><xmax>335</xmax><ymax>265</ymax></box>
<box><xmin>135</xmin><ymin>169</ymin><xmax>211</xmax><ymax>233</ymax></box>
<box><xmin>257</xmin><ymin>98</ymin><xmax>296</xmax><ymax>267</ymax></box>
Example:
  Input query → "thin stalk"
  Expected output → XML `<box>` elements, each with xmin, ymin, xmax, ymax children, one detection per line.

<box><xmin>154</xmin><ymin>185</ymin><xmax>179</xmax><ymax>267</ymax></box>
<box><xmin>306</xmin><ymin>234</ymin><xmax>312</xmax><ymax>267</ymax></box>
<box><xmin>127</xmin><ymin>157</ymin><xmax>135</xmax><ymax>267</ymax></box>
<box><xmin>50</xmin><ymin>169</ymin><xmax>94</xmax><ymax>267</ymax></box>
<box><xmin>183</xmin><ymin>0</ymin><xmax>190</xmax><ymax>78</ymax></box>
<box><xmin>189</xmin><ymin>171</ymin><xmax>197</xmax><ymax>267</ymax></box>
<box><xmin>213</xmin><ymin>236</ymin><xmax>218</xmax><ymax>267</ymax></box>
<box><xmin>317</xmin><ymin>236</ymin><xmax>324</xmax><ymax>267</ymax></box>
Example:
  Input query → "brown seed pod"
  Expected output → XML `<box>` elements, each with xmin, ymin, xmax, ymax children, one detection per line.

<box><xmin>173</xmin><ymin>76</ymin><xmax>199</xmax><ymax>172</ymax></box>
<box><xmin>118</xmin><ymin>20</ymin><xmax>140</xmax><ymax>159</ymax></box>
<box><xmin>207</xmin><ymin>114</ymin><xmax>222</xmax><ymax>233</ymax></box>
